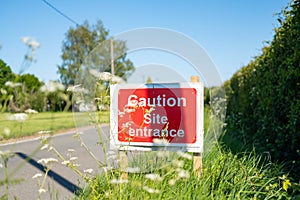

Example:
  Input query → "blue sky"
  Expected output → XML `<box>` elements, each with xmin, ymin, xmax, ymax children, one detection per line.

<box><xmin>0</xmin><ymin>0</ymin><xmax>290</xmax><ymax>84</ymax></box>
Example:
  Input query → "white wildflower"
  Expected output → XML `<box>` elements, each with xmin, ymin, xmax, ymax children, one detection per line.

<box><xmin>4</xmin><ymin>81</ymin><xmax>13</xmax><ymax>87</ymax></box>
<box><xmin>143</xmin><ymin>186</ymin><xmax>160</xmax><ymax>194</ymax></box>
<box><xmin>118</xmin><ymin>111</ymin><xmax>125</xmax><ymax>117</ymax></box>
<box><xmin>8</xmin><ymin>113</ymin><xmax>28</xmax><ymax>122</ymax></box>
<box><xmin>83</xmin><ymin>168</ymin><xmax>94</xmax><ymax>174</ymax></box>
<box><xmin>153</xmin><ymin>138</ymin><xmax>169</xmax><ymax>145</ymax></box>
<box><xmin>0</xmin><ymin>150</ymin><xmax>12</xmax><ymax>156</ymax></box>
<box><xmin>25</xmin><ymin>109</ymin><xmax>38</xmax><ymax>114</ymax></box>
<box><xmin>41</xmin><ymin>81</ymin><xmax>65</xmax><ymax>93</ymax></box>
<box><xmin>61</xmin><ymin>160</ymin><xmax>70</xmax><ymax>165</ymax></box>
<box><xmin>177</xmin><ymin>169</ymin><xmax>190</xmax><ymax>179</ymax></box>
<box><xmin>177</xmin><ymin>151</ymin><xmax>192</xmax><ymax>160</ymax></box>
<box><xmin>89</xmin><ymin>70</ymin><xmax>111</xmax><ymax>81</ymax></box>
<box><xmin>21</xmin><ymin>37</ymin><xmax>29</xmax><ymax>44</ymax></box>
<box><xmin>38</xmin><ymin>188</ymin><xmax>46</xmax><ymax>194</ymax></box>
<box><xmin>173</xmin><ymin>160</ymin><xmax>184</xmax><ymax>168</ymax></box>
<box><xmin>111</xmin><ymin>75</ymin><xmax>125</xmax><ymax>83</ymax></box>
<box><xmin>110</xmin><ymin>179</ymin><xmax>129</xmax><ymax>184</ymax></box>
<box><xmin>125</xmin><ymin>167</ymin><xmax>140</xmax><ymax>173</ymax></box>
<box><xmin>69</xmin><ymin>157</ymin><xmax>78</xmax><ymax>161</ymax></box>
<box><xmin>38</xmin><ymin>130</ymin><xmax>52</xmax><ymax>134</ymax></box>
<box><xmin>40</xmin><ymin>144</ymin><xmax>49</xmax><ymax>150</ymax></box>
<box><xmin>168</xmin><ymin>179</ymin><xmax>176</xmax><ymax>186</ymax></box>
<box><xmin>122</xmin><ymin>121</ymin><xmax>133</xmax><ymax>129</ymax></box>
<box><xmin>124</xmin><ymin>107</ymin><xmax>135</xmax><ymax>113</ymax></box>
<box><xmin>148</xmin><ymin>107</ymin><xmax>155</xmax><ymax>113</ymax></box>
<box><xmin>0</xmin><ymin>164</ymin><xmax>3</xmax><ymax>168</ymax></box>
<box><xmin>21</xmin><ymin>36</ymin><xmax>40</xmax><ymax>49</ymax></box>
<box><xmin>0</xmin><ymin>88</ymin><xmax>7</xmax><ymax>95</ymax></box>
<box><xmin>5</xmin><ymin>81</ymin><xmax>22</xmax><ymax>88</ymax></box>
<box><xmin>145</xmin><ymin>173</ymin><xmax>162</xmax><ymax>181</ymax></box>
<box><xmin>32</xmin><ymin>173</ymin><xmax>43</xmax><ymax>179</ymax></box>
<box><xmin>102</xmin><ymin>166</ymin><xmax>113</xmax><ymax>173</ymax></box>
<box><xmin>37</xmin><ymin>158</ymin><xmax>58</xmax><ymax>165</ymax></box>
<box><xmin>66</xmin><ymin>84</ymin><xmax>88</xmax><ymax>93</ymax></box>
<box><xmin>3</xmin><ymin>128</ymin><xmax>10</xmax><ymax>136</ymax></box>
<box><xmin>66</xmin><ymin>84</ymin><xmax>81</xmax><ymax>92</ymax></box>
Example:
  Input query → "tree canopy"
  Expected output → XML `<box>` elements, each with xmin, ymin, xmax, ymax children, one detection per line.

<box><xmin>57</xmin><ymin>20</ymin><xmax>134</xmax><ymax>87</ymax></box>
<box><xmin>0</xmin><ymin>59</ymin><xmax>14</xmax><ymax>87</ymax></box>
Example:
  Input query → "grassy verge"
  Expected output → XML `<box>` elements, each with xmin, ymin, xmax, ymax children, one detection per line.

<box><xmin>75</xmin><ymin>106</ymin><xmax>296</xmax><ymax>199</ymax></box>
<box><xmin>0</xmin><ymin>111</ymin><xmax>109</xmax><ymax>141</ymax></box>
<box><xmin>76</xmin><ymin>146</ymin><xmax>290</xmax><ymax>199</ymax></box>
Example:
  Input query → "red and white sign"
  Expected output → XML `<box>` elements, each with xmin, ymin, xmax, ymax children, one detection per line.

<box><xmin>110</xmin><ymin>83</ymin><xmax>203</xmax><ymax>152</ymax></box>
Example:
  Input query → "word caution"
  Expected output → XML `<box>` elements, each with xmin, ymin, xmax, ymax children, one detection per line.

<box><xmin>117</xmin><ymin>88</ymin><xmax>197</xmax><ymax>144</ymax></box>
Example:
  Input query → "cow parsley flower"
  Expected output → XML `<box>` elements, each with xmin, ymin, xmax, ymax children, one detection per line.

<box><xmin>125</xmin><ymin>167</ymin><xmax>140</xmax><ymax>173</ymax></box>
<box><xmin>145</xmin><ymin>173</ymin><xmax>162</xmax><ymax>181</ymax></box>
<box><xmin>8</xmin><ymin>113</ymin><xmax>28</xmax><ymax>122</ymax></box>
<box><xmin>37</xmin><ymin>158</ymin><xmax>58</xmax><ymax>165</ymax></box>
<box><xmin>38</xmin><ymin>188</ymin><xmax>46</xmax><ymax>194</ymax></box>
<box><xmin>3</xmin><ymin>128</ymin><xmax>10</xmax><ymax>136</ymax></box>
<box><xmin>25</xmin><ymin>109</ymin><xmax>38</xmax><ymax>114</ymax></box>
<box><xmin>32</xmin><ymin>173</ymin><xmax>43</xmax><ymax>179</ymax></box>
<box><xmin>177</xmin><ymin>169</ymin><xmax>190</xmax><ymax>179</ymax></box>
<box><xmin>110</xmin><ymin>179</ymin><xmax>129</xmax><ymax>184</ymax></box>
<box><xmin>83</xmin><ymin>168</ymin><xmax>94</xmax><ymax>174</ymax></box>
<box><xmin>40</xmin><ymin>144</ymin><xmax>49</xmax><ymax>150</ymax></box>
<box><xmin>143</xmin><ymin>186</ymin><xmax>160</xmax><ymax>194</ymax></box>
<box><xmin>177</xmin><ymin>151</ymin><xmax>192</xmax><ymax>160</ymax></box>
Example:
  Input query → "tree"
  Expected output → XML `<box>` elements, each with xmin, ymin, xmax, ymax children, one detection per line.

<box><xmin>7</xmin><ymin>73</ymin><xmax>44</xmax><ymax>112</ymax></box>
<box><xmin>15</xmin><ymin>73</ymin><xmax>42</xmax><ymax>92</ymax></box>
<box><xmin>58</xmin><ymin>20</ymin><xmax>135</xmax><ymax>87</ymax></box>
<box><xmin>0</xmin><ymin>59</ymin><xmax>14</xmax><ymax>88</ymax></box>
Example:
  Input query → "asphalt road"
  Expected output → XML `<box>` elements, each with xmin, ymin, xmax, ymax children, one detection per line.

<box><xmin>0</xmin><ymin>125</ymin><xmax>110</xmax><ymax>200</ymax></box>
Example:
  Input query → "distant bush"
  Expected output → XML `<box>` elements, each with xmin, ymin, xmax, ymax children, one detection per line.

<box><xmin>224</xmin><ymin>0</ymin><xmax>300</xmax><ymax>182</ymax></box>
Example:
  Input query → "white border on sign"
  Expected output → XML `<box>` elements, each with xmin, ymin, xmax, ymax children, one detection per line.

<box><xmin>110</xmin><ymin>82</ymin><xmax>204</xmax><ymax>153</ymax></box>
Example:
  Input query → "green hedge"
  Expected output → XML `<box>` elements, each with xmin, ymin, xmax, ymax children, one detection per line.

<box><xmin>224</xmin><ymin>0</ymin><xmax>300</xmax><ymax>181</ymax></box>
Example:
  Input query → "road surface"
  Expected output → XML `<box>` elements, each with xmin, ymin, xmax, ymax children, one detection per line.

<box><xmin>0</xmin><ymin>125</ymin><xmax>110</xmax><ymax>200</ymax></box>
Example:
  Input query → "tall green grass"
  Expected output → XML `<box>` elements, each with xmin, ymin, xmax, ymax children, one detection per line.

<box><xmin>74</xmin><ymin>102</ymin><xmax>294</xmax><ymax>199</ymax></box>
<box><xmin>76</xmin><ymin>146</ymin><xmax>290</xmax><ymax>199</ymax></box>
<box><xmin>76</xmin><ymin>105</ymin><xmax>291</xmax><ymax>199</ymax></box>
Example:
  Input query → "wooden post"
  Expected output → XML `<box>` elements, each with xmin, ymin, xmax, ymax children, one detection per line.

<box><xmin>110</xmin><ymin>39</ymin><xmax>115</xmax><ymax>76</ymax></box>
<box><xmin>120</xmin><ymin>151</ymin><xmax>128</xmax><ymax>179</ymax></box>
<box><xmin>193</xmin><ymin>152</ymin><xmax>202</xmax><ymax>177</ymax></box>
<box><xmin>191</xmin><ymin>75</ymin><xmax>203</xmax><ymax>177</ymax></box>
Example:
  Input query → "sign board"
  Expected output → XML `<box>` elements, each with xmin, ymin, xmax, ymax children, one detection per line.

<box><xmin>110</xmin><ymin>83</ymin><xmax>203</xmax><ymax>153</ymax></box>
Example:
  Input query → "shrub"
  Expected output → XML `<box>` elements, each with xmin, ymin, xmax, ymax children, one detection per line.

<box><xmin>224</xmin><ymin>0</ymin><xmax>300</xmax><ymax>182</ymax></box>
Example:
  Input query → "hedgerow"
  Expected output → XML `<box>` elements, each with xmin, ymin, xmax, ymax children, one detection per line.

<box><xmin>224</xmin><ymin>0</ymin><xmax>300</xmax><ymax>183</ymax></box>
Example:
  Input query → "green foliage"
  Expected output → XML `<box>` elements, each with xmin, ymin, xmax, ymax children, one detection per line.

<box><xmin>57</xmin><ymin>20</ymin><xmax>135</xmax><ymax>87</ymax></box>
<box><xmin>0</xmin><ymin>59</ymin><xmax>46</xmax><ymax>112</ymax></box>
<box><xmin>15</xmin><ymin>73</ymin><xmax>42</xmax><ymax>92</ymax></box>
<box><xmin>0</xmin><ymin>59</ymin><xmax>14</xmax><ymax>88</ymax></box>
<box><xmin>7</xmin><ymin>73</ymin><xmax>44</xmax><ymax>112</ymax></box>
<box><xmin>76</xmin><ymin>147</ymin><xmax>291</xmax><ymax>199</ymax></box>
<box><xmin>224</xmin><ymin>0</ymin><xmax>300</xmax><ymax>182</ymax></box>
